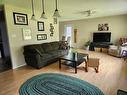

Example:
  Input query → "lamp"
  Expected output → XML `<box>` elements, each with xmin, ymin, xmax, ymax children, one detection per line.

<box><xmin>53</xmin><ymin>0</ymin><xmax>61</xmax><ymax>18</ymax></box>
<box><xmin>31</xmin><ymin>0</ymin><xmax>37</xmax><ymax>21</ymax></box>
<box><xmin>40</xmin><ymin>0</ymin><xmax>47</xmax><ymax>19</ymax></box>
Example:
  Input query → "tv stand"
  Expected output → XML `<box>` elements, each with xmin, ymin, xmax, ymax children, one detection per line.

<box><xmin>89</xmin><ymin>42</ymin><xmax>113</xmax><ymax>51</ymax></box>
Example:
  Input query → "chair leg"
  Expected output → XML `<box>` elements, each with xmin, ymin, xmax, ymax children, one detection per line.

<box><xmin>95</xmin><ymin>66</ymin><xmax>99</xmax><ymax>73</ymax></box>
<box><xmin>85</xmin><ymin>61</ymin><xmax>88</xmax><ymax>72</ymax></box>
<box><xmin>85</xmin><ymin>67</ymin><xmax>88</xmax><ymax>72</ymax></box>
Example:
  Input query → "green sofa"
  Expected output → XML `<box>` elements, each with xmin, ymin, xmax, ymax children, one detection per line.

<box><xmin>23</xmin><ymin>41</ymin><xmax>68</xmax><ymax>69</ymax></box>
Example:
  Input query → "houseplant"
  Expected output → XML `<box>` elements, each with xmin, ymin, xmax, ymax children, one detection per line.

<box><xmin>84</xmin><ymin>40</ymin><xmax>91</xmax><ymax>50</ymax></box>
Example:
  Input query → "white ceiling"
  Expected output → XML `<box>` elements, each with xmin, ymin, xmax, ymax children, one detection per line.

<box><xmin>1</xmin><ymin>0</ymin><xmax>127</xmax><ymax>21</ymax></box>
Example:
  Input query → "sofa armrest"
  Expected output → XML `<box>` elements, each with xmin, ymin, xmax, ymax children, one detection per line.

<box><xmin>23</xmin><ymin>50</ymin><xmax>43</xmax><ymax>69</ymax></box>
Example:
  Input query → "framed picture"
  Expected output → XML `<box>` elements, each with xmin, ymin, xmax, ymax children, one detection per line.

<box><xmin>13</xmin><ymin>12</ymin><xmax>28</xmax><ymax>25</ymax></box>
<box><xmin>37</xmin><ymin>34</ymin><xmax>47</xmax><ymax>40</ymax></box>
<box><xmin>98</xmin><ymin>23</ymin><xmax>109</xmax><ymax>31</ymax></box>
<box><xmin>22</xmin><ymin>28</ymin><xmax>32</xmax><ymax>40</ymax></box>
<box><xmin>37</xmin><ymin>21</ymin><xmax>44</xmax><ymax>31</ymax></box>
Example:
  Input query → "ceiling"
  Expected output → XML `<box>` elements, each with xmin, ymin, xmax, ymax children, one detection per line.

<box><xmin>1</xmin><ymin>0</ymin><xmax>127</xmax><ymax>21</ymax></box>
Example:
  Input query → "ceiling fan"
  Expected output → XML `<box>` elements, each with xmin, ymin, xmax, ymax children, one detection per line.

<box><xmin>77</xmin><ymin>9</ymin><xmax>96</xmax><ymax>17</ymax></box>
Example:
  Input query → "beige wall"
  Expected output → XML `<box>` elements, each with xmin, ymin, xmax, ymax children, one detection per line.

<box><xmin>0</xmin><ymin>0</ymin><xmax>2</xmax><ymax>4</ymax></box>
<box><xmin>59</xmin><ymin>15</ymin><xmax>127</xmax><ymax>48</ymax></box>
<box><xmin>4</xmin><ymin>4</ymin><xmax>59</xmax><ymax>69</ymax></box>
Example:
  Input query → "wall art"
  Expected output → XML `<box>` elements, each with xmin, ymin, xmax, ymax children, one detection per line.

<box><xmin>13</xmin><ymin>12</ymin><xmax>28</xmax><ymax>25</ymax></box>
<box><xmin>37</xmin><ymin>34</ymin><xmax>47</xmax><ymax>40</ymax></box>
<box><xmin>22</xmin><ymin>28</ymin><xmax>31</xmax><ymax>40</ymax></box>
<box><xmin>98</xmin><ymin>23</ymin><xmax>109</xmax><ymax>31</ymax></box>
<box><xmin>37</xmin><ymin>21</ymin><xmax>44</xmax><ymax>31</ymax></box>
<box><xmin>50</xmin><ymin>23</ymin><xmax>54</xmax><ymax>37</ymax></box>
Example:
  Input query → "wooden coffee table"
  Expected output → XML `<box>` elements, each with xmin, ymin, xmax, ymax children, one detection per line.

<box><xmin>59</xmin><ymin>52</ymin><xmax>88</xmax><ymax>73</ymax></box>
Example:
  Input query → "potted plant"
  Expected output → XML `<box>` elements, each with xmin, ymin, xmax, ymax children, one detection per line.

<box><xmin>84</xmin><ymin>40</ymin><xmax>91</xmax><ymax>50</ymax></box>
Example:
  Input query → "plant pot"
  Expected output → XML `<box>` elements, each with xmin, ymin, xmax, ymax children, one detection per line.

<box><xmin>85</xmin><ymin>46</ymin><xmax>89</xmax><ymax>50</ymax></box>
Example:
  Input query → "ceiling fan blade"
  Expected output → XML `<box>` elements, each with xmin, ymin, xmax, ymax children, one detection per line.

<box><xmin>74</xmin><ymin>10</ymin><xmax>96</xmax><ymax>17</ymax></box>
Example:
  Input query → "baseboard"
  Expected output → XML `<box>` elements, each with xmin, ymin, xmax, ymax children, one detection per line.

<box><xmin>12</xmin><ymin>64</ymin><xmax>26</xmax><ymax>69</ymax></box>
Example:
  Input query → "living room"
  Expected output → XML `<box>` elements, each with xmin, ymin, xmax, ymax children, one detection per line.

<box><xmin>0</xmin><ymin>0</ymin><xmax>127</xmax><ymax>95</ymax></box>
<box><xmin>59</xmin><ymin>15</ymin><xmax>127</xmax><ymax>49</ymax></box>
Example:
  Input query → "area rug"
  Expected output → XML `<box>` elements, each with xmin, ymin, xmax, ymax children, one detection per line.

<box><xmin>19</xmin><ymin>73</ymin><xmax>104</xmax><ymax>95</ymax></box>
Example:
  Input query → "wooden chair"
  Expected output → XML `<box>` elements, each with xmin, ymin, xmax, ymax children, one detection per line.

<box><xmin>85</xmin><ymin>58</ymin><xmax>100</xmax><ymax>73</ymax></box>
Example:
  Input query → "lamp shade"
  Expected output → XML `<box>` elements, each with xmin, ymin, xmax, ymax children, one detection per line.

<box><xmin>40</xmin><ymin>12</ymin><xmax>47</xmax><ymax>19</ymax></box>
<box><xmin>53</xmin><ymin>9</ymin><xmax>61</xmax><ymax>18</ymax></box>
<box><xmin>31</xmin><ymin>14</ymin><xmax>37</xmax><ymax>21</ymax></box>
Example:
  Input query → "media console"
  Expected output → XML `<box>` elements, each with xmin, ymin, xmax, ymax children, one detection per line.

<box><xmin>89</xmin><ymin>42</ymin><xmax>113</xmax><ymax>51</ymax></box>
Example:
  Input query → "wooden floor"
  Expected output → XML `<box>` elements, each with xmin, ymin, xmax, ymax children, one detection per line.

<box><xmin>0</xmin><ymin>49</ymin><xmax>127</xmax><ymax>95</ymax></box>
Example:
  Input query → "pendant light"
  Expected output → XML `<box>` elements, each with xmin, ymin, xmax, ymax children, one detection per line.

<box><xmin>40</xmin><ymin>0</ymin><xmax>47</xmax><ymax>19</ymax></box>
<box><xmin>31</xmin><ymin>0</ymin><xmax>37</xmax><ymax>21</ymax></box>
<box><xmin>53</xmin><ymin>0</ymin><xmax>61</xmax><ymax>18</ymax></box>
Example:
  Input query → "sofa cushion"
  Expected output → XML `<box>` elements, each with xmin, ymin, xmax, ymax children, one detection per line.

<box><xmin>42</xmin><ymin>43</ymin><xmax>53</xmax><ymax>52</ymax></box>
<box><xmin>24</xmin><ymin>44</ymin><xmax>44</xmax><ymax>54</ymax></box>
<box><xmin>50</xmin><ymin>41</ymin><xmax>60</xmax><ymax>50</ymax></box>
<box><xmin>48</xmin><ymin>51</ymin><xmax>61</xmax><ymax>58</ymax></box>
<box><xmin>38</xmin><ymin>53</ymin><xmax>53</xmax><ymax>62</ymax></box>
<box><xmin>47</xmin><ymin>50</ymin><xmax>68</xmax><ymax>58</ymax></box>
<box><xmin>36</xmin><ymin>53</ymin><xmax>53</xmax><ymax>68</ymax></box>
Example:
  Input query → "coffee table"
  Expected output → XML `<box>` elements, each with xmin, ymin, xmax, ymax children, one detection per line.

<box><xmin>59</xmin><ymin>52</ymin><xmax>88</xmax><ymax>73</ymax></box>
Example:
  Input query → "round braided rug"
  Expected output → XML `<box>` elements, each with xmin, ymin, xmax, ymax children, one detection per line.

<box><xmin>19</xmin><ymin>73</ymin><xmax>104</xmax><ymax>95</ymax></box>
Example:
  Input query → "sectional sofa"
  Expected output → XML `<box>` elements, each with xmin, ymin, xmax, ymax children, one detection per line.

<box><xmin>23</xmin><ymin>41</ymin><xmax>68</xmax><ymax>69</ymax></box>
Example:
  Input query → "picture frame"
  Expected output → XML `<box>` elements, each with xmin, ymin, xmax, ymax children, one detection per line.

<box><xmin>98</xmin><ymin>23</ymin><xmax>109</xmax><ymax>31</ymax></box>
<box><xmin>13</xmin><ymin>12</ymin><xmax>28</xmax><ymax>25</ymax></box>
<box><xmin>37</xmin><ymin>21</ymin><xmax>44</xmax><ymax>31</ymax></box>
<box><xmin>37</xmin><ymin>34</ymin><xmax>47</xmax><ymax>40</ymax></box>
<box><xmin>22</xmin><ymin>28</ymin><xmax>32</xmax><ymax>40</ymax></box>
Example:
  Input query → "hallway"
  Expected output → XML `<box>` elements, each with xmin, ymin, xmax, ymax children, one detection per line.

<box><xmin>0</xmin><ymin>9</ymin><xmax>12</xmax><ymax>73</ymax></box>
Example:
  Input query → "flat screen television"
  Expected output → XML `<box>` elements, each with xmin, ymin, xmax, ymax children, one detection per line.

<box><xmin>93</xmin><ymin>32</ymin><xmax>111</xmax><ymax>43</ymax></box>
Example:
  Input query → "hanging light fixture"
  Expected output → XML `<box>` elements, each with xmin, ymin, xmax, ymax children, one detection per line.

<box><xmin>53</xmin><ymin>0</ymin><xmax>61</xmax><ymax>18</ymax></box>
<box><xmin>31</xmin><ymin>0</ymin><xmax>37</xmax><ymax>21</ymax></box>
<box><xmin>40</xmin><ymin>0</ymin><xmax>47</xmax><ymax>19</ymax></box>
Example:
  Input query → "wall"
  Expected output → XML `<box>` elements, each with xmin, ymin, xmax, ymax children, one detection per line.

<box><xmin>59</xmin><ymin>15</ymin><xmax>127</xmax><ymax>48</ymax></box>
<box><xmin>4</xmin><ymin>4</ymin><xmax>59</xmax><ymax>69</ymax></box>
<box><xmin>0</xmin><ymin>0</ymin><xmax>2</xmax><ymax>4</ymax></box>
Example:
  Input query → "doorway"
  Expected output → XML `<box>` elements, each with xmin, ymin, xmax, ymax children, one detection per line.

<box><xmin>0</xmin><ymin>8</ymin><xmax>12</xmax><ymax>73</ymax></box>
<box><xmin>64</xmin><ymin>25</ymin><xmax>72</xmax><ymax>47</ymax></box>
